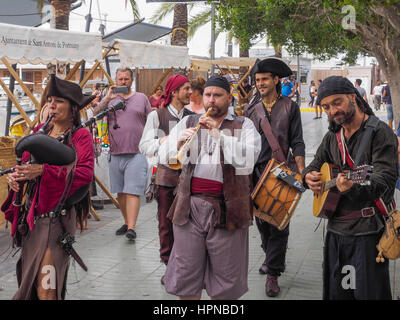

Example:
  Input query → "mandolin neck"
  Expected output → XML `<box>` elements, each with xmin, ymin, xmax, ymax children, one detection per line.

<box><xmin>323</xmin><ymin>179</ymin><xmax>338</xmax><ymax>192</ymax></box>
<box><xmin>323</xmin><ymin>172</ymin><xmax>351</xmax><ymax>192</ymax></box>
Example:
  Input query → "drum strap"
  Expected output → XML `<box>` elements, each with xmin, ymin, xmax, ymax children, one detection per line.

<box><xmin>255</xmin><ymin>105</ymin><xmax>286</xmax><ymax>164</ymax></box>
<box><xmin>272</xmin><ymin>166</ymin><xmax>306</xmax><ymax>193</ymax></box>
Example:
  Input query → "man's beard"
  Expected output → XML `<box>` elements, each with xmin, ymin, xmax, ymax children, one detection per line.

<box><xmin>207</xmin><ymin>104</ymin><xmax>228</xmax><ymax>118</ymax></box>
<box><xmin>329</xmin><ymin>100</ymin><xmax>356</xmax><ymax>126</ymax></box>
<box><xmin>178</xmin><ymin>95</ymin><xmax>190</xmax><ymax>106</ymax></box>
<box><xmin>258</xmin><ymin>86</ymin><xmax>274</xmax><ymax>99</ymax></box>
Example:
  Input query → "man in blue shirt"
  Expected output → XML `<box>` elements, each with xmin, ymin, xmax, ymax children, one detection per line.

<box><xmin>281</xmin><ymin>77</ymin><xmax>295</xmax><ymax>97</ymax></box>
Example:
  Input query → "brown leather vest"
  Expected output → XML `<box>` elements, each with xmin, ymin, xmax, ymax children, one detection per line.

<box><xmin>155</xmin><ymin>107</ymin><xmax>192</xmax><ymax>187</ymax></box>
<box><xmin>167</xmin><ymin>113</ymin><xmax>253</xmax><ymax>230</ymax></box>
<box><xmin>244</xmin><ymin>96</ymin><xmax>292</xmax><ymax>159</ymax></box>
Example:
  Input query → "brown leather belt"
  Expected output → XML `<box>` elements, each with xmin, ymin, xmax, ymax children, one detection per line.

<box><xmin>335</xmin><ymin>207</ymin><xmax>376</xmax><ymax>221</ymax></box>
<box><xmin>34</xmin><ymin>209</ymin><xmax>68</xmax><ymax>224</ymax></box>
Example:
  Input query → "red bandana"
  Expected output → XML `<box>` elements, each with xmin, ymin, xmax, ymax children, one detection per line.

<box><xmin>157</xmin><ymin>74</ymin><xmax>189</xmax><ymax>108</ymax></box>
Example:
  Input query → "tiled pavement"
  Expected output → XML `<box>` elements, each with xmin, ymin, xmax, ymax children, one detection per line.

<box><xmin>0</xmin><ymin>111</ymin><xmax>399</xmax><ymax>300</ymax></box>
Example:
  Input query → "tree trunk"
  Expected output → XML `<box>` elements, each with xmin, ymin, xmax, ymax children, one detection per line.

<box><xmin>171</xmin><ymin>4</ymin><xmax>188</xmax><ymax>46</ymax></box>
<box><xmin>274</xmin><ymin>44</ymin><xmax>282</xmax><ymax>58</ymax></box>
<box><xmin>383</xmin><ymin>67</ymin><xmax>400</xmax><ymax>130</ymax></box>
<box><xmin>239</xmin><ymin>44</ymin><xmax>249</xmax><ymax>77</ymax></box>
<box><xmin>50</xmin><ymin>0</ymin><xmax>75</xmax><ymax>30</ymax></box>
<box><xmin>373</xmin><ymin>53</ymin><xmax>400</xmax><ymax>130</ymax></box>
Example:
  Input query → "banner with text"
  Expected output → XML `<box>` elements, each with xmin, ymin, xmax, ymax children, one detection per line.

<box><xmin>0</xmin><ymin>23</ymin><xmax>102</xmax><ymax>64</ymax></box>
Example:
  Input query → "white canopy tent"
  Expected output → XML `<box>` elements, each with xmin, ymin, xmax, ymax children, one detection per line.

<box><xmin>0</xmin><ymin>22</ymin><xmax>102</xmax><ymax>65</ymax></box>
<box><xmin>106</xmin><ymin>39</ymin><xmax>190</xmax><ymax>69</ymax></box>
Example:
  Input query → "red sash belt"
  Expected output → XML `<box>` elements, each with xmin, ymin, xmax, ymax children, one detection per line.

<box><xmin>191</xmin><ymin>177</ymin><xmax>223</xmax><ymax>195</ymax></box>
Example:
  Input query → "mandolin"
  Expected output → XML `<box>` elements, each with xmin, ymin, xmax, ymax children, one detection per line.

<box><xmin>313</xmin><ymin>162</ymin><xmax>373</xmax><ymax>219</ymax></box>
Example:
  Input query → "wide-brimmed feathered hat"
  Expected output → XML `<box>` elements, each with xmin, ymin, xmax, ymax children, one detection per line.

<box><xmin>47</xmin><ymin>74</ymin><xmax>96</xmax><ymax>110</ymax></box>
<box><xmin>252</xmin><ymin>58</ymin><xmax>293</xmax><ymax>78</ymax></box>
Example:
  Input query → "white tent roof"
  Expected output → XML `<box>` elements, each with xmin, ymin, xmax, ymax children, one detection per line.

<box><xmin>107</xmin><ymin>39</ymin><xmax>190</xmax><ymax>69</ymax></box>
<box><xmin>0</xmin><ymin>23</ymin><xmax>102</xmax><ymax>65</ymax></box>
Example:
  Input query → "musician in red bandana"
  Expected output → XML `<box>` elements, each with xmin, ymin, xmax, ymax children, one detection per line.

<box><xmin>2</xmin><ymin>74</ymin><xmax>95</xmax><ymax>300</ymax></box>
<box><xmin>139</xmin><ymin>74</ymin><xmax>194</xmax><ymax>284</ymax></box>
<box><xmin>303</xmin><ymin>76</ymin><xmax>398</xmax><ymax>300</ymax></box>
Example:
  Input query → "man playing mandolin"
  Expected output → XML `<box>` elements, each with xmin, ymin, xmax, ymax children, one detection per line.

<box><xmin>303</xmin><ymin>76</ymin><xmax>398</xmax><ymax>300</ymax></box>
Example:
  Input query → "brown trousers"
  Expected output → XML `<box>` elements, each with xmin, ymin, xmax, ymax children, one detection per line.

<box><xmin>157</xmin><ymin>186</ymin><xmax>175</xmax><ymax>265</ymax></box>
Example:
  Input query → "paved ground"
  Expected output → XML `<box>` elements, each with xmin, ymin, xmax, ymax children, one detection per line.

<box><xmin>0</xmin><ymin>108</ymin><xmax>399</xmax><ymax>300</ymax></box>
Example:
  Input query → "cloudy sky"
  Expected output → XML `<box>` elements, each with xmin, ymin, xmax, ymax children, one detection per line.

<box><xmin>67</xmin><ymin>0</ymin><xmax>229</xmax><ymax>58</ymax></box>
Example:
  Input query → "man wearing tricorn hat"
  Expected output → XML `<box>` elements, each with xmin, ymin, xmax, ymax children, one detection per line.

<box><xmin>303</xmin><ymin>76</ymin><xmax>398</xmax><ymax>299</ymax></box>
<box><xmin>243</xmin><ymin>58</ymin><xmax>305</xmax><ymax>297</ymax></box>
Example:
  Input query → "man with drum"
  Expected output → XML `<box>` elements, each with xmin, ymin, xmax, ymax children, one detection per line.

<box><xmin>303</xmin><ymin>76</ymin><xmax>397</xmax><ymax>299</ymax></box>
<box><xmin>243</xmin><ymin>58</ymin><xmax>305</xmax><ymax>297</ymax></box>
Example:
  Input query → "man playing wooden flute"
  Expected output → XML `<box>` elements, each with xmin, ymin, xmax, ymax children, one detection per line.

<box><xmin>158</xmin><ymin>75</ymin><xmax>261</xmax><ymax>300</ymax></box>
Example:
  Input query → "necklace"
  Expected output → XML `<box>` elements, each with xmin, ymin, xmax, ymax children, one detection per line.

<box><xmin>263</xmin><ymin>97</ymin><xmax>277</xmax><ymax>112</ymax></box>
<box><xmin>203</xmin><ymin>135</ymin><xmax>217</xmax><ymax>155</ymax></box>
<box><xmin>50</xmin><ymin>127</ymin><xmax>68</xmax><ymax>136</ymax></box>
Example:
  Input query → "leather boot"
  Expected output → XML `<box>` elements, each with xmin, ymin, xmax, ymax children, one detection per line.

<box><xmin>259</xmin><ymin>258</ymin><xmax>268</xmax><ymax>274</ymax></box>
<box><xmin>265</xmin><ymin>275</ymin><xmax>280</xmax><ymax>297</ymax></box>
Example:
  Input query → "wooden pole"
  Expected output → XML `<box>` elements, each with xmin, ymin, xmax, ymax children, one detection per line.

<box><xmin>65</xmin><ymin>60</ymin><xmax>84</xmax><ymax>81</ymax></box>
<box><xmin>90</xmin><ymin>205</ymin><xmax>100</xmax><ymax>221</ymax></box>
<box><xmin>97</xmin><ymin>63</ymin><xmax>115</xmax><ymax>86</ymax></box>
<box><xmin>94</xmin><ymin>174</ymin><xmax>119</xmax><ymax>208</ymax></box>
<box><xmin>1</xmin><ymin>57</ymin><xmax>40</xmax><ymax>111</ymax></box>
<box><xmin>79</xmin><ymin>60</ymin><xmax>101</xmax><ymax>88</ymax></box>
<box><xmin>225</xmin><ymin>65</ymin><xmax>246</xmax><ymax>99</ymax></box>
<box><xmin>147</xmin><ymin>67</ymin><xmax>173</xmax><ymax>97</ymax></box>
<box><xmin>0</xmin><ymin>78</ymin><xmax>34</xmax><ymax>128</ymax></box>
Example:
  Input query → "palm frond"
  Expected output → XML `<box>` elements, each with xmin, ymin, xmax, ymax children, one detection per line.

<box><xmin>188</xmin><ymin>3</ymin><xmax>197</xmax><ymax>13</ymax></box>
<box><xmin>188</xmin><ymin>8</ymin><xmax>212</xmax><ymax>39</ymax></box>
<box><xmin>149</xmin><ymin>3</ymin><xmax>175</xmax><ymax>24</ymax></box>
<box><xmin>36</xmin><ymin>0</ymin><xmax>44</xmax><ymax>16</ymax></box>
<box><xmin>125</xmin><ymin>0</ymin><xmax>141</xmax><ymax>21</ymax></box>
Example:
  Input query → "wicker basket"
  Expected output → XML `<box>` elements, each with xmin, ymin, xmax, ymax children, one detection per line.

<box><xmin>0</xmin><ymin>137</ymin><xmax>17</xmax><ymax>228</ymax></box>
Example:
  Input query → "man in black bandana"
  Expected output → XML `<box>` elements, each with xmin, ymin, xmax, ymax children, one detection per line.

<box><xmin>159</xmin><ymin>75</ymin><xmax>261</xmax><ymax>300</ymax></box>
<box><xmin>303</xmin><ymin>76</ymin><xmax>398</xmax><ymax>300</ymax></box>
<box><xmin>243</xmin><ymin>58</ymin><xmax>305</xmax><ymax>297</ymax></box>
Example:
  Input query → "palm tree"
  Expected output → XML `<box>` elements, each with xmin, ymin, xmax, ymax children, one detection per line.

<box><xmin>151</xmin><ymin>3</ymin><xmax>211</xmax><ymax>47</ymax></box>
<box><xmin>151</xmin><ymin>3</ymin><xmax>239</xmax><ymax>54</ymax></box>
<box><xmin>36</xmin><ymin>0</ymin><xmax>140</xmax><ymax>30</ymax></box>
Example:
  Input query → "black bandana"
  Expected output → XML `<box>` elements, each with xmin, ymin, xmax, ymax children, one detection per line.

<box><xmin>316</xmin><ymin>76</ymin><xmax>374</xmax><ymax>115</ymax></box>
<box><xmin>204</xmin><ymin>75</ymin><xmax>231</xmax><ymax>93</ymax></box>
<box><xmin>316</xmin><ymin>76</ymin><xmax>375</xmax><ymax>132</ymax></box>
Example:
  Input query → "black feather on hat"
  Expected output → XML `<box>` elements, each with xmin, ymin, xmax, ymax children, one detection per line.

<box><xmin>252</xmin><ymin>58</ymin><xmax>293</xmax><ymax>78</ymax></box>
<box><xmin>47</xmin><ymin>74</ymin><xmax>96</xmax><ymax>110</ymax></box>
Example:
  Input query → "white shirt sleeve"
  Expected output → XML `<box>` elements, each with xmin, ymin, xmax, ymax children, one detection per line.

<box><xmin>158</xmin><ymin>116</ymin><xmax>190</xmax><ymax>167</ymax></box>
<box><xmin>219</xmin><ymin>117</ymin><xmax>262</xmax><ymax>175</ymax></box>
<box><xmin>139</xmin><ymin>110</ymin><xmax>164</xmax><ymax>158</ymax></box>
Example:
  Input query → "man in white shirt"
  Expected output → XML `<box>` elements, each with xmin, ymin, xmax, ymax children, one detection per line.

<box><xmin>158</xmin><ymin>75</ymin><xmax>261</xmax><ymax>300</ymax></box>
<box><xmin>372</xmin><ymin>82</ymin><xmax>382</xmax><ymax>111</ymax></box>
<box><xmin>139</xmin><ymin>75</ymin><xmax>193</xmax><ymax>284</ymax></box>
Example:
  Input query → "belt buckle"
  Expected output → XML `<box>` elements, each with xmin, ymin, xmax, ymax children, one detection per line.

<box><xmin>361</xmin><ymin>207</ymin><xmax>375</xmax><ymax>218</ymax></box>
